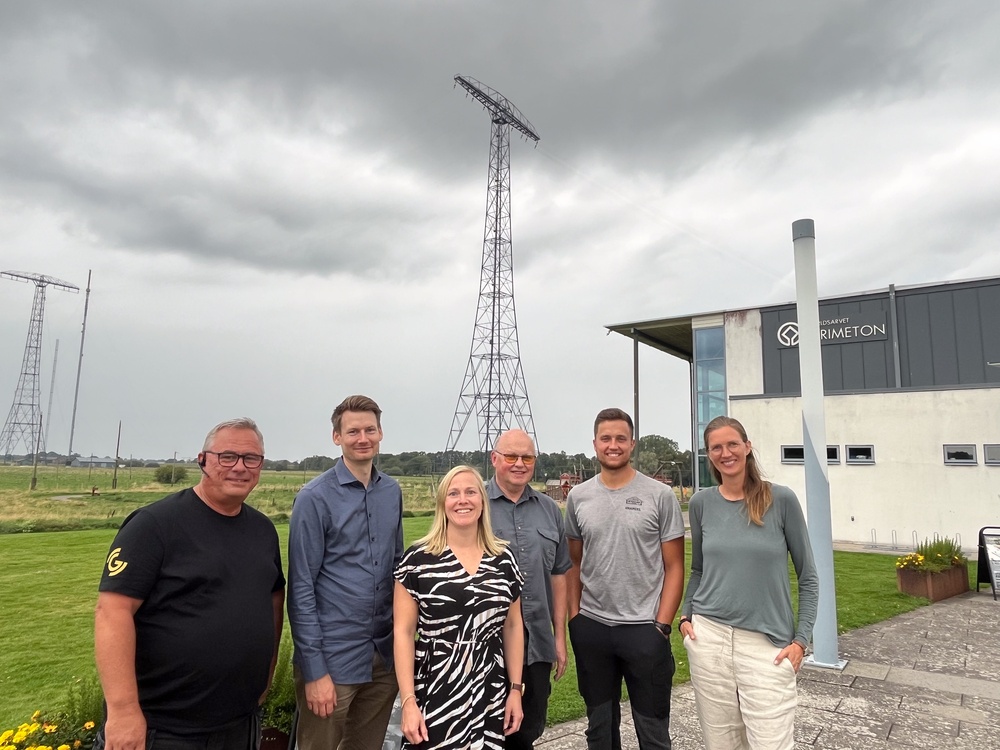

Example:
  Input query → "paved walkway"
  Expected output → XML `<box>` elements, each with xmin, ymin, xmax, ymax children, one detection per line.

<box><xmin>536</xmin><ymin>590</ymin><xmax>1000</xmax><ymax>749</ymax></box>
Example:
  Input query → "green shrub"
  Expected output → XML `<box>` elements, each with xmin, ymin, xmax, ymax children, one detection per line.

<box><xmin>260</xmin><ymin>638</ymin><xmax>297</xmax><ymax>732</ymax></box>
<box><xmin>896</xmin><ymin>537</ymin><xmax>967</xmax><ymax>573</ymax></box>
<box><xmin>154</xmin><ymin>465</ymin><xmax>188</xmax><ymax>485</ymax></box>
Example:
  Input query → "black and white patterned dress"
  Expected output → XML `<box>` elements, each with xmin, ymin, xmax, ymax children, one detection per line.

<box><xmin>395</xmin><ymin>543</ymin><xmax>523</xmax><ymax>750</ymax></box>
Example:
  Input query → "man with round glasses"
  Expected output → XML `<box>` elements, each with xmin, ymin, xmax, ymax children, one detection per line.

<box><xmin>488</xmin><ymin>429</ymin><xmax>570</xmax><ymax>750</ymax></box>
<box><xmin>95</xmin><ymin>418</ymin><xmax>285</xmax><ymax>750</ymax></box>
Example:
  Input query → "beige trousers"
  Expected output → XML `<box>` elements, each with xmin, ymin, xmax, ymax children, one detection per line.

<box><xmin>683</xmin><ymin>615</ymin><xmax>797</xmax><ymax>750</ymax></box>
<box><xmin>294</xmin><ymin>652</ymin><xmax>399</xmax><ymax>750</ymax></box>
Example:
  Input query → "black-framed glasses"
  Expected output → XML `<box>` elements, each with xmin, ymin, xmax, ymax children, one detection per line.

<box><xmin>205</xmin><ymin>451</ymin><xmax>265</xmax><ymax>469</ymax></box>
<box><xmin>496</xmin><ymin>452</ymin><xmax>536</xmax><ymax>466</ymax></box>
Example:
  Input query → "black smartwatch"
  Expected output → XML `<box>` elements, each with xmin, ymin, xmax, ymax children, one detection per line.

<box><xmin>654</xmin><ymin>620</ymin><xmax>671</xmax><ymax>636</ymax></box>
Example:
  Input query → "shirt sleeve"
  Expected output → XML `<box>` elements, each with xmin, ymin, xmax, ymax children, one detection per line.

<box><xmin>98</xmin><ymin>509</ymin><xmax>164</xmax><ymax>600</ymax></box>
<box><xmin>564</xmin><ymin>492</ymin><xmax>581</xmax><ymax>540</ymax></box>
<box><xmin>286</xmin><ymin>487</ymin><xmax>331</xmax><ymax>682</ymax></box>
<box><xmin>781</xmin><ymin>488</ymin><xmax>819</xmax><ymax>647</ymax></box>
<box><xmin>680</xmin><ymin>493</ymin><xmax>704</xmax><ymax>619</ymax></box>
<box><xmin>394</xmin><ymin>544</ymin><xmax>423</xmax><ymax>598</ymax></box>
<box><xmin>551</xmin><ymin>507</ymin><xmax>572</xmax><ymax>576</ymax></box>
<box><xmin>658</xmin><ymin>485</ymin><xmax>686</xmax><ymax>542</ymax></box>
<box><xmin>505</xmin><ymin>547</ymin><xmax>524</xmax><ymax>601</ymax></box>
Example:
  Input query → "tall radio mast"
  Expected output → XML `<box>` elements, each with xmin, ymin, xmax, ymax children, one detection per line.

<box><xmin>445</xmin><ymin>75</ymin><xmax>539</xmax><ymax>464</ymax></box>
<box><xmin>0</xmin><ymin>272</ymin><xmax>79</xmax><ymax>457</ymax></box>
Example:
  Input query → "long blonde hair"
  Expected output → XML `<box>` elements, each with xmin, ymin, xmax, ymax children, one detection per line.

<box><xmin>417</xmin><ymin>465</ymin><xmax>507</xmax><ymax>556</ymax></box>
<box><xmin>704</xmin><ymin>416</ymin><xmax>772</xmax><ymax>526</ymax></box>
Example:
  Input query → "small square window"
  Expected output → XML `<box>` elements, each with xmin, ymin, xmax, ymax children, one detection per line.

<box><xmin>983</xmin><ymin>444</ymin><xmax>1000</xmax><ymax>465</ymax></box>
<box><xmin>781</xmin><ymin>445</ymin><xmax>840</xmax><ymax>464</ymax></box>
<box><xmin>846</xmin><ymin>445</ymin><xmax>875</xmax><ymax>464</ymax></box>
<box><xmin>781</xmin><ymin>445</ymin><xmax>804</xmax><ymax>464</ymax></box>
<box><xmin>944</xmin><ymin>444</ymin><xmax>977</xmax><ymax>465</ymax></box>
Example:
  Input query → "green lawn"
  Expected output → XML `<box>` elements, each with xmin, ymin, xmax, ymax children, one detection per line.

<box><xmin>0</xmin><ymin>518</ymin><xmax>947</xmax><ymax>730</ymax></box>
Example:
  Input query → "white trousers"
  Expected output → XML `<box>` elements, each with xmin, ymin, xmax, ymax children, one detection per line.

<box><xmin>683</xmin><ymin>615</ymin><xmax>797</xmax><ymax>750</ymax></box>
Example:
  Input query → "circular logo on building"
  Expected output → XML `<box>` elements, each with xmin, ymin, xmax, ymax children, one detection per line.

<box><xmin>777</xmin><ymin>322</ymin><xmax>799</xmax><ymax>347</ymax></box>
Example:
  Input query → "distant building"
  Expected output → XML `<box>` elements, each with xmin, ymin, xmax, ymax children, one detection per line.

<box><xmin>609</xmin><ymin>275</ymin><xmax>1000</xmax><ymax>549</ymax></box>
<box><xmin>71</xmin><ymin>456</ymin><xmax>117</xmax><ymax>469</ymax></box>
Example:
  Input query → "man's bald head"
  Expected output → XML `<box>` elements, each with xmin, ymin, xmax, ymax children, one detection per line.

<box><xmin>491</xmin><ymin>430</ymin><xmax>536</xmax><ymax>502</ymax></box>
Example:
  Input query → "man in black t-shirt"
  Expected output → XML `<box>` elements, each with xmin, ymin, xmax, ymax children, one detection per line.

<box><xmin>95</xmin><ymin>418</ymin><xmax>285</xmax><ymax>750</ymax></box>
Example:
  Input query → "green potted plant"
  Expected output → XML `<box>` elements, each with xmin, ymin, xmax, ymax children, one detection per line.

<box><xmin>896</xmin><ymin>537</ymin><xmax>969</xmax><ymax>602</ymax></box>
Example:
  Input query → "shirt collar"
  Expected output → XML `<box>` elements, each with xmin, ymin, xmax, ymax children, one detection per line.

<box><xmin>487</xmin><ymin>477</ymin><xmax>537</xmax><ymax>504</ymax></box>
<box><xmin>334</xmin><ymin>457</ymin><xmax>379</xmax><ymax>486</ymax></box>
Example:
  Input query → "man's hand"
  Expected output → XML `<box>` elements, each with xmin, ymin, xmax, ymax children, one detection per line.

<box><xmin>553</xmin><ymin>637</ymin><xmax>568</xmax><ymax>681</ymax></box>
<box><xmin>305</xmin><ymin>675</ymin><xmax>337</xmax><ymax>718</ymax></box>
<box><xmin>103</xmin><ymin>703</ymin><xmax>146</xmax><ymax>750</ymax></box>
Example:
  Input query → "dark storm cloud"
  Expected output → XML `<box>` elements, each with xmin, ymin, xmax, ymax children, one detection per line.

<box><xmin>1</xmin><ymin>1</ymin><xmax>998</xmax><ymax>279</ymax></box>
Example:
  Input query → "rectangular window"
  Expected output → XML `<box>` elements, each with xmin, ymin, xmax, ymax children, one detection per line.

<box><xmin>846</xmin><ymin>445</ymin><xmax>875</xmax><ymax>464</ymax></box>
<box><xmin>943</xmin><ymin>445</ymin><xmax>977</xmax><ymax>465</ymax></box>
<box><xmin>985</xmin><ymin>444</ymin><xmax>1000</xmax><ymax>465</ymax></box>
<box><xmin>781</xmin><ymin>445</ymin><xmax>804</xmax><ymax>464</ymax></box>
<box><xmin>781</xmin><ymin>445</ymin><xmax>840</xmax><ymax>464</ymax></box>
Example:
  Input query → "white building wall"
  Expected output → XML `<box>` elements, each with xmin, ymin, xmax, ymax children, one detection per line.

<box><xmin>731</xmin><ymin>389</ymin><xmax>1000</xmax><ymax>552</ymax></box>
<box><xmin>723</xmin><ymin>309</ymin><xmax>763</xmax><ymax>396</ymax></box>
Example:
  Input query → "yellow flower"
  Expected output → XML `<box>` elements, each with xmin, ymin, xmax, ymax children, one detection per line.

<box><xmin>82</xmin><ymin>723</ymin><xmax>94</xmax><ymax>731</ymax></box>
<box><xmin>58</xmin><ymin>744</ymin><xmax>71</xmax><ymax>750</ymax></box>
<box><xmin>74</xmin><ymin>741</ymin><xmax>82</xmax><ymax>748</ymax></box>
<box><xmin>43</xmin><ymin>725</ymin><xmax>58</xmax><ymax>734</ymax></box>
<box><xmin>1</xmin><ymin>730</ymin><xmax>14</xmax><ymax>743</ymax></box>
<box><xmin>31</xmin><ymin>712</ymin><xmax>41</xmax><ymax>723</ymax></box>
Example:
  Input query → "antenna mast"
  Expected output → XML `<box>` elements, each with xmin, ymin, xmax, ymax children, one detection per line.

<box><xmin>68</xmin><ymin>270</ymin><xmax>92</xmax><ymax>458</ymax></box>
<box><xmin>445</xmin><ymin>75</ymin><xmax>539</xmax><ymax>465</ymax></box>
<box><xmin>0</xmin><ymin>272</ymin><xmax>80</xmax><ymax>458</ymax></box>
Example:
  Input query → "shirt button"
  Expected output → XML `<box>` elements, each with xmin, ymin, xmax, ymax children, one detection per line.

<box><xmin>371</xmin><ymin>537</ymin><xmax>376</xmax><ymax>541</ymax></box>
<box><xmin>374</xmin><ymin>561</ymin><xmax>378</xmax><ymax>566</ymax></box>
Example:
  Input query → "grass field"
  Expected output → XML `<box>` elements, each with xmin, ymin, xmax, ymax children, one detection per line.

<box><xmin>0</xmin><ymin>467</ymin><xmax>440</xmax><ymax>533</ymax></box>
<box><xmin>0</xmin><ymin>516</ymin><xmax>947</xmax><ymax>730</ymax></box>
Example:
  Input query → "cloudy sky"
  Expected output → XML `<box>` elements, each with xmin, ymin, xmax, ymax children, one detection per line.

<box><xmin>1</xmin><ymin>1</ymin><xmax>998</xmax><ymax>461</ymax></box>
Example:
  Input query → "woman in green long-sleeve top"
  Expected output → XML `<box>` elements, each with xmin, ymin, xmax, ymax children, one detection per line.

<box><xmin>679</xmin><ymin>416</ymin><xmax>818</xmax><ymax>750</ymax></box>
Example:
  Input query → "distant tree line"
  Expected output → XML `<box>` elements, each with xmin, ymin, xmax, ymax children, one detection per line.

<box><xmin>260</xmin><ymin>434</ymin><xmax>693</xmax><ymax>485</ymax></box>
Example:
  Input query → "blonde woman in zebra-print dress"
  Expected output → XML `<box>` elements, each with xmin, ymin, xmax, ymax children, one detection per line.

<box><xmin>394</xmin><ymin>465</ymin><xmax>525</xmax><ymax>750</ymax></box>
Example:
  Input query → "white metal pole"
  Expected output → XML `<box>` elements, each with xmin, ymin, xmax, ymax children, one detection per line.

<box><xmin>792</xmin><ymin>219</ymin><xmax>844</xmax><ymax>669</ymax></box>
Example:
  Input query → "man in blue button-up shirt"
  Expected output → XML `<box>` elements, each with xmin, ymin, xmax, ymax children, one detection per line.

<box><xmin>288</xmin><ymin>395</ymin><xmax>403</xmax><ymax>750</ymax></box>
<box><xmin>488</xmin><ymin>429</ymin><xmax>571</xmax><ymax>750</ymax></box>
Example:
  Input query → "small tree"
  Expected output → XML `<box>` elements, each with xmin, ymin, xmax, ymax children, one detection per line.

<box><xmin>155</xmin><ymin>465</ymin><xmax>189</xmax><ymax>485</ymax></box>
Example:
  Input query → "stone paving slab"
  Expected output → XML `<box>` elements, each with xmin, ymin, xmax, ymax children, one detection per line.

<box><xmin>536</xmin><ymin>591</ymin><xmax>998</xmax><ymax>750</ymax></box>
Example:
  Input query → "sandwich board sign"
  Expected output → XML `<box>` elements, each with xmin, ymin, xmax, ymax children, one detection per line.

<box><xmin>977</xmin><ymin>526</ymin><xmax>1000</xmax><ymax>601</ymax></box>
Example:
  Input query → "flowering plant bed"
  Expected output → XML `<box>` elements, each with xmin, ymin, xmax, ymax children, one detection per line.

<box><xmin>895</xmin><ymin>537</ymin><xmax>969</xmax><ymax>602</ymax></box>
<box><xmin>0</xmin><ymin>712</ymin><xmax>97</xmax><ymax>750</ymax></box>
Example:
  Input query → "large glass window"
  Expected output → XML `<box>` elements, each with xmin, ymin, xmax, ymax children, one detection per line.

<box><xmin>694</xmin><ymin>326</ymin><xmax>727</xmax><ymax>488</ymax></box>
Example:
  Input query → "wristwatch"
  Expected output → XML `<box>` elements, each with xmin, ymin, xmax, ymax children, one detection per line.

<box><xmin>510</xmin><ymin>681</ymin><xmax>526</xmax><ymax>696</ymax></box>
<box><xmin>654</xmin><ymin>620</ymin><xmax>671</xmax><ymax>636</ymax></box>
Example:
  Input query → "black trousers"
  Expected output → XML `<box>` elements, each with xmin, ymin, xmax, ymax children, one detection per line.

<box><xmin>96</xmin><ymin>711</ymin><xmax>260</xmax><ymax>750</ymax></box>
<box><xmin>568</xmin><ymin>614</ymin><xmax>674</xmax><ymax>750</ymax></box>
<box><xmin>505</xmin><ymin>660</ymin><xmax>553</xmax><ymax>750</ymax></box>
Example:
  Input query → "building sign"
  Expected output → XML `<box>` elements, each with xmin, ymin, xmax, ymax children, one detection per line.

<box><xmin>776</xmin><ymin>312</ymin><xmax>888</xmax><ymax>348</ymax></box>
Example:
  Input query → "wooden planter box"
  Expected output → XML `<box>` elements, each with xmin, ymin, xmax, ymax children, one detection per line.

<box><xmin>897</xmin><ymin>564</ymin><xmax>969</xmax><ymax>602</ymax></box>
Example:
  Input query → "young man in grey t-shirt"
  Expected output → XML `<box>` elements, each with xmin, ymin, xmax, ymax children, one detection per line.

<box><xmin>566</xmin><ymin>408</ymin><xmax>685</xmax><ymax>750</ymax></box>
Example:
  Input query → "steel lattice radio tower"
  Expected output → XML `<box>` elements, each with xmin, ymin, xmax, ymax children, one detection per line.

<box><xmin>0</xmin><ymin>272</ymin><xmax>79</xmax><ymax>458</ymax></box>
<box><xmin>445</xmin><ymin>75</ymin><xmax>539</xmax><ymax>461</ymax></box>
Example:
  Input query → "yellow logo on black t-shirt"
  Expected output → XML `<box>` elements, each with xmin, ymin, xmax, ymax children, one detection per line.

<box><xmin>106</xmin><ymin>548</ymin><xmax>128</xmax><ymax>576</ymax></box>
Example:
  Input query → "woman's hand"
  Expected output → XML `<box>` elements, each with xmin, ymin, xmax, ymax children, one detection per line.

<box><xmin>774</xmin><ymin>641</ymin><xmax>806</xmax><ymax>672</ymax></box>
<box><xmin>679</xmin><ymin>619</ymin><xmax>695</xmax><ymax>641</ymax></box>
<box><xmin>503</xmin><ymin>690</ymin><xmax>524</xmax><ymax>736</ymax></box>
<box><xmin>401</xmin><ymin>699</ymin><xmax>429</xmax><ymax>745</ymax></box>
